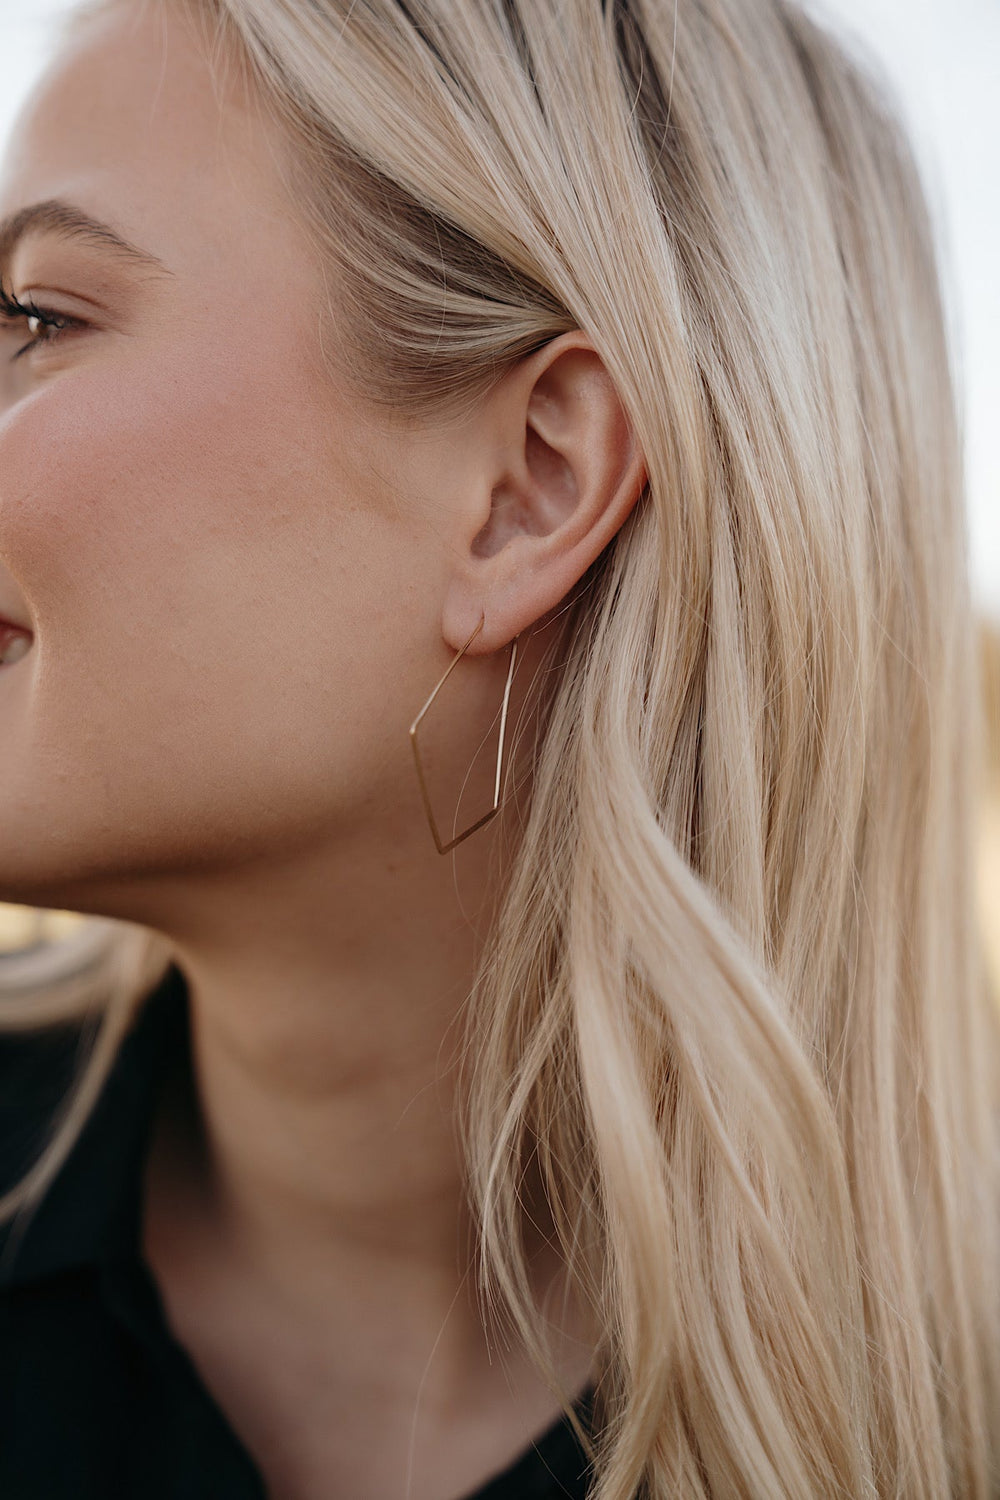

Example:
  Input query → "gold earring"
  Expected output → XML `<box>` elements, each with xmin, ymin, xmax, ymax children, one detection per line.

<box><xmin>409</xmin><ymin>612</ymin><xmax>519</xmax><ymax>854</ymax></box>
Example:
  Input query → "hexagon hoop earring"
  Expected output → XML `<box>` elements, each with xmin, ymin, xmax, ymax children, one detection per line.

<box><xmin>409</xmin><ymin>613</ymin><xmax>520</xmax><ymax>855</ymax></box>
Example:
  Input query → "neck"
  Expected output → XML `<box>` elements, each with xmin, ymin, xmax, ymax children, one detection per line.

<box><xmin>138</xmin><ymin>814</ymin><xmax>595</xmax><ymax>1410</ymax></box>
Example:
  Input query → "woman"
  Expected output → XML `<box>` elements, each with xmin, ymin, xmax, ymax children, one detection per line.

<box><xmin>0</xmin><ymin>0</ymin><xmax>996</xmax><ymax>1495</ymax></box>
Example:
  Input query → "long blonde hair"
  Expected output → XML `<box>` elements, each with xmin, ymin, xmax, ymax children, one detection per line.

<box><xmin>3</xmin><ymin>0</ymin><xmax>998</xmax><ymax>1494</ymax></box>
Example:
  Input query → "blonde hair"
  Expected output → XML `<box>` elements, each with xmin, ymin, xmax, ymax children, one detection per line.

<box><xmin>3</xmin><ymin>0</ymin><xmax>999</xmax><ymax>1494</ymax></box>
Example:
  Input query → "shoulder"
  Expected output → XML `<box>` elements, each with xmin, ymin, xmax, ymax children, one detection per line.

<box><xmin>0</xmin><ymin>1016</ymin><xmax>88</xmax><ymax>1197</ymax></box>
<box><xmin>0</xmin><ymin>968</ymin><xmax>186</xmax><ymax>1287</ymax></box>
<box><xmin>0</xmin><ymin>965</ymin><xmax>186</xmax><ymax>1188</ymax></box>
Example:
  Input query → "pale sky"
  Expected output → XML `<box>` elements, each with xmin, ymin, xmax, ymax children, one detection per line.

<box><xmin>0</xmin><ymin>0</ymin><xmax>997</xmax><ymax>621</ymax></box>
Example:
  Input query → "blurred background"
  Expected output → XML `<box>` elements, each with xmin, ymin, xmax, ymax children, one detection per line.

<box><xmin>0</xmin><ymin>0</ymin><xmax>997</xmax><ymax>997</ymax></box>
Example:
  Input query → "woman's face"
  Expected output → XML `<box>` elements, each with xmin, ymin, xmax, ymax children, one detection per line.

<box><xmin>0</xmin><ymin>2</ymin><xmax>502</xmax><ymax>920</ymax></box>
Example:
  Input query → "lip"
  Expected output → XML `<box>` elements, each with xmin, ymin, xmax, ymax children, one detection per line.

<box><xmin>0</xmin><ymin>613</ymin><xmax>32</xmax><ymax>636</ymax></box>
<box><xmin>0</xmin><ymin>621</ymin><xmax>33</xmax><ymax>664</ymax></box>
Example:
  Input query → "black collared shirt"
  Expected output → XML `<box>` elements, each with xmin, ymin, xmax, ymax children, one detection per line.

<box><xmin>0</xmin><ymin>962</ymin><xmax>594</xmax><ymax>1498</ymax></box>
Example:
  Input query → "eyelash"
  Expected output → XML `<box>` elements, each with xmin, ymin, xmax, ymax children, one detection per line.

<box><xmin>0</xmin><ymin>282</ymin><xmax>84</xmax><ymax>360</ymax></box>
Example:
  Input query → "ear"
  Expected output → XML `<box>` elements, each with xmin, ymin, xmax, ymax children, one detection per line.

<box><xmin>441</xmin><ymin>331</ymin><xmax>647</xmax><ymax>654</ymax></box>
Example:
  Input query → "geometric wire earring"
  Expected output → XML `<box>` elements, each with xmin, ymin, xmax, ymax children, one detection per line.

<box><xmin>409</xmin><ymin>611</ymin><xmax>520</xmax><ymax>854</ymax></box>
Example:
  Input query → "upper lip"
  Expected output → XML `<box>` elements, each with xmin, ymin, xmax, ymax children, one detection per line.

<box><xmin>0</xmin><ymin>613</ymin><xmax>32</xmax><ymax>634</ymax></box>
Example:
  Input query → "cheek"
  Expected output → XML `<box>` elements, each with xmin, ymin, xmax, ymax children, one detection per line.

<box><xmin>0</xmin><ymin>330</ymin><xmax>396</xmax><ymax>667</ymax></box>
<box><xmin>0</xmin><ymin>344</ymin><xmax>301</xmax><ymax>618</ymax></box>
<box><xmin>0</xmin><ymin>340</ymin><xmax>419</xmax><ymax>868</ymax></box>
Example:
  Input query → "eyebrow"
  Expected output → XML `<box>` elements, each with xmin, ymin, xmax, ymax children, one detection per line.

<box><xmin>0</xmin><ymin>199</ymin><xmax>173</xmax><ymax>282</ymax></box>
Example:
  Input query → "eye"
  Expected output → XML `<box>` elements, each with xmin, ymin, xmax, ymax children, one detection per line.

<box><xmin>0</xmin><ymin>284</ymin><xmax>86</xmax><ymax>361</ymax></box>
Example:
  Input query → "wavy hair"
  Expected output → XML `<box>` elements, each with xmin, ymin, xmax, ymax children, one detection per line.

<box><xmin>3</xmin><ymin>0</ymin><xmax>999</xmax><ymax>1494</ymax></box>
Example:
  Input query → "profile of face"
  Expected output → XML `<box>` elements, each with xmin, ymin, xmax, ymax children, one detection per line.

<box><xmin>0</xmin><ymin>1</ymin><xmax>642</xmax><ymax>942</ymax></box>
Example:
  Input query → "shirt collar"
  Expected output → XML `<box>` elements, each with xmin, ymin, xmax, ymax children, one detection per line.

<box><xmin>0</xmin><ymin>962</ymin><xmax>189</xmax><ymax>1289</ymax></box>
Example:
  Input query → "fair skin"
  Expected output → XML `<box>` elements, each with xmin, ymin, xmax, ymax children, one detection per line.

<box><xmin>0</xmin><ymin>4</ymin><xmax>645</xmax><ymax>1499</ymax></box>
